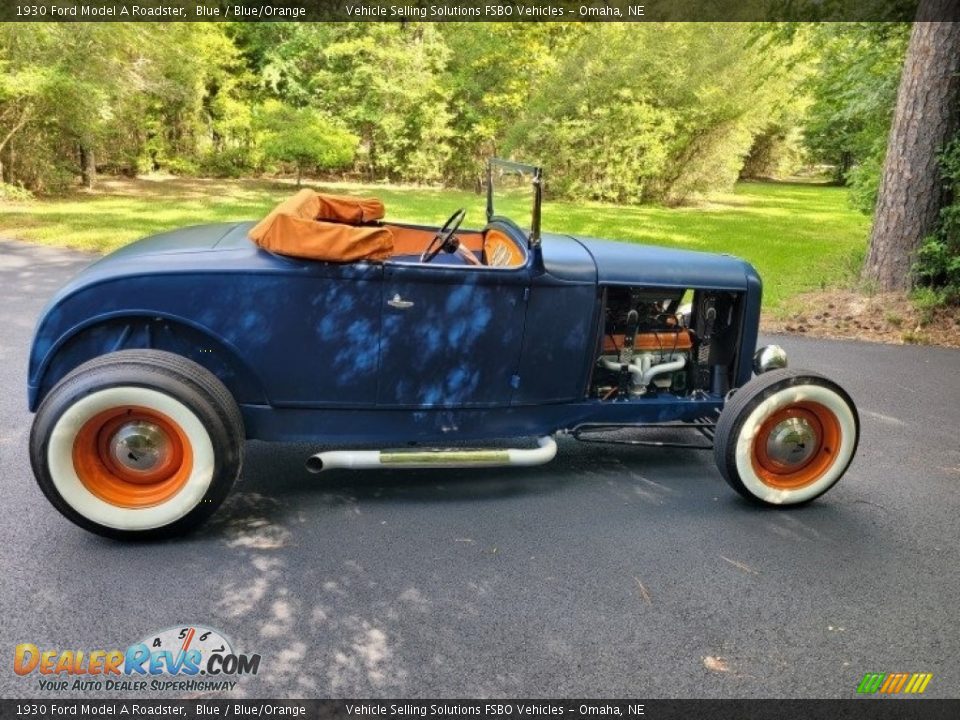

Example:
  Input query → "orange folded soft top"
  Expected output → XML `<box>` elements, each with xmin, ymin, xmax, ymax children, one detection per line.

<box><xmin>315</xmin><ymin>193</ymin><xmax>384</xmax><ymax>224</ymax></box>
<box><xmin>249</xmin><ymin>189</ymin><xmax>392</xmax><ymax>263</ymax></box>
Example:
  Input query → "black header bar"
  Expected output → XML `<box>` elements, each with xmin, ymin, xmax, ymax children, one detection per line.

<box><xmin>2</xmin><ymin>699</ymin><xmax>960</xmax><ymax>720</ymax></box>
<box><xmin>1</xmin><ymin>0</ymin><xmax>959</xmax><ymax>24</ymax></box>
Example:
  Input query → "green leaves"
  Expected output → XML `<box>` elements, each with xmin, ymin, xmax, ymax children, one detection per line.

<box><xmin>505</xmin><ymin>23</ymin><xmax>802</xmax><ymax>204</ymax></box>
<box><xmin>0</xmin><ymin>23</ymin><xmax>243</xmax><ymax>189</ymax></box>
<box><xmin>912</xmin><ymin>140</ymin><xmax>960</xmax><ymax>301</ymax></box>
<box><xmin>0</xmin><ymin>18</ymin><xmax>928</xmax><ymax>214</ymax></box>
<box><xmin>255</xmin><ymin>100</ymin><xmax>357</xmax><ymax>182</ymax></box>
<box><xmin>799</xmin><ymin>22</ymin><xmax>910</xmax><ymax>204</ymax></box>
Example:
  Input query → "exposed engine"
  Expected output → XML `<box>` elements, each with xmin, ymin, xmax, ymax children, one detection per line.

<box><xmin>591</xmin><ymin>286</ymin><xmax>743</xmax><ymax>400</ymax></box>
<box><xmin>593</xmin><ymin>287</ymin><xmax>692</xmax><ymax>398</ymax></box>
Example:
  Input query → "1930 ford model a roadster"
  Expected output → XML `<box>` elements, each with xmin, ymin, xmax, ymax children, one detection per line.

<box><xmin>27</xmin><ymin>160</ymin><xmax>859</xmax><ymax>539</ymax></box>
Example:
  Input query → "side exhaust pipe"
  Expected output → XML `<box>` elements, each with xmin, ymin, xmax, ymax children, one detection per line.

<box><xmin>306</xmin><ymin>436</ymin><xmax>557</xmax><ymax>473</ymax></box>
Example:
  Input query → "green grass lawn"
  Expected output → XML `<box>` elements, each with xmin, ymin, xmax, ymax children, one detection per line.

<box><xmin>0</xmin><ymin>175</ymin><xmax>869</xmax><ymax>310</ymax></box>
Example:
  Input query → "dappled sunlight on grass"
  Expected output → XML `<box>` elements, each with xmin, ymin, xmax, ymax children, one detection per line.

<box><xmin>0</xmin><ymin>176</ymin><xmax>869</xmax><ymax>309</ymax></box>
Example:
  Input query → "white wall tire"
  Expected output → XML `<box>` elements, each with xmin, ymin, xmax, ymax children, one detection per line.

<box><xmin>714</xmin><ymin>369</ymin><xmax>859</xmax><ymax>506</ymax></box>
<box><xmin>30</xmin><ymin>350</ymin><xmax>243</xmax><ymax>539</ymax></box>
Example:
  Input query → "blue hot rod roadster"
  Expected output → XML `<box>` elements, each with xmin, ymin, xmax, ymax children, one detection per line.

<box><xmin>27</xmin><ymin>160</ymin><xmax>859</xmax><ymax>539</ymax></box>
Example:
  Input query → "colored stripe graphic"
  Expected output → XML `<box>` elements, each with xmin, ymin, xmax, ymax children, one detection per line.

<box><xmin>880</xmin><ymin>673</ymin><xmax>906</xmax><ymax>693</ymax></box>
<box><xmin>858</xmin><ymin>672</ymin><xmax>932</xmax><ymax>694</ymax></box>
<box><xmin>912</xmin><ymin>673</ymin><xmax>933</xmax><ymax>694</ymax></box>
<box><xmin>857</xmin><ymin>673</ymin><xmax>885</xmax><ymax>694</ymax></box>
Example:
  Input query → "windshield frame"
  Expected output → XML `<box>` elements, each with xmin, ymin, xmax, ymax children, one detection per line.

<box><xmin>486</xmin><ymin>158</ymin><xmax>543</xmax><ymax>248</ymax></box>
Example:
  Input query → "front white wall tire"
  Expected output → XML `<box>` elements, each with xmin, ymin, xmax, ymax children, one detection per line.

<box><xmin>30</xmin><ymin>350</ymin><xmax>244</xmax><ymax>540</ymax></box>
<box><xmin>714</xmin><ymin>369</ymin><xmax>859</xmax><ymax>506</ymax></box>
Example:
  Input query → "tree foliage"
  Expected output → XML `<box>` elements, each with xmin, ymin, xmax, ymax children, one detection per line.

<box><xmin>799</xmin><ymin>23</ymin><xmax>910</xmax><ymax>208</ymax></box>
<box><xmin>0</xmin><ymin>23</ymin><xmax>240</xmax><ymax>190</ymax></box>
<box><xmin>912</xmin><ymin>140</ymin><xmax>960</xmax><ymax>301</ymax></box>
<box><xmin>506</xmin><ymin>24</ymin><xmax>806</xmax><ymax>204</ymax></box>
<box><xmin>0</xmin><ymin>19</ymin><xmax>931</xmax><ymax>220</ymax></box>
<box><xmin>256</xmin><ymin>101</ymin><xmax>357</xmax><ymax>185</ymax></box>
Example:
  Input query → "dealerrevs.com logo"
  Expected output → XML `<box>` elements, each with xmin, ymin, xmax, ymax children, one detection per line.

<box><xmin>14</xmin><ymin>625</ymin><xmax>260</xmax><ymax>693</ymax></box>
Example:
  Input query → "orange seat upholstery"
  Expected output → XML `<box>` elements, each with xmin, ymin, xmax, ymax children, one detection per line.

<box><xmin>483</xmin><ymin>229</ymin><xmax>525</xmax><ymax>267</ymax></box>
<box><xmin>383</xmin><ymin>224</ymin><xmax>484</xmax><ymax>258</ymax></box>
<box><xmin>249</xmin><ymin>190</ymin><xmax>392</xmax><ymax>263</ymax></box>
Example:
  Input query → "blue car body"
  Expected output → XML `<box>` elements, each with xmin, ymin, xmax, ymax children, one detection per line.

<box><xmin>27</xmin><ymin>215</ymin><xmax>761</xmax><ymax>446</ymax></box>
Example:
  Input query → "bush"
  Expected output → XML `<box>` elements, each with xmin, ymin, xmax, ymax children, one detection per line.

<box><xmin>513</xmin><ymin>94</ymin><xmax>674</xmax><ymax>203</ymax></box>
<box><xmin>506</xmin><ymin>24</ymin><xmax>799</xmax><ymax>205</ymax></box>
<box><xmin>13</xmin><ymin>154</ymin><xmax>76</xmax><ymax>195</ymax></box>
<box><xmin>163</xmin><ymin>156</ymin><xmax>201</xmax><ymax>177</ymax></box>
<box><xmin>845</xmin><ymin>137</ymin><xmax>888</xmax><ymax>213</ymax></box>
<box><xmin>741</xmin><ymin>126</ymin><xmax>807</xmax><ymax>179</ymax></box>
<box><xmin>198</xmin><ymin>148</ymin><xmax>258</xmax><ymax>178</ymax></box>
<box><xmin>911</xmin><ymin>138</ymin><xmax>960</xmax><ymax>304</ymax></box>
<box><xmin>911</xmin><ymin>285</ymin><xmax>950</xmax><ymax>327</ymax></box>
<box><xmin>0</xmin><ymin>182</ymin><xmax>34</xmax><ymax>201</ymax></box>
<box><xmin>255</xmin><ymin>101</ymin><xmax>357</xmax><ymax>186</ymax></box>
<box><xmin>913</xmin><ymin>236</ymin><xmax>960</xmax><ymax>303</ymax></box>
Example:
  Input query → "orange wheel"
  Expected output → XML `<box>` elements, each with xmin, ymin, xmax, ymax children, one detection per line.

<box><xmin>71</xmin><ymin>406</ymin><xmax>193</xmax><ymax>508</ymax></box>
<box><xmin>31</xmin><ymin>350</ymin><xmax>244</xmax><ymax>540</ymax></box>
<box><xmin>751</xmin><ymin>402</ymin><xmax>842</xmax><ymax>490</ymax></box>
<box><xmin>714</xmin><ymin>369</ymin><xmax>859</xmax><ymax>506</ymax></box>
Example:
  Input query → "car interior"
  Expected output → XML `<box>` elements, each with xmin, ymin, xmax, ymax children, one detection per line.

<box><xmin>248</xmin><ymin>189</ymin><xmax>527</xmax><ymax>268</ymax></box>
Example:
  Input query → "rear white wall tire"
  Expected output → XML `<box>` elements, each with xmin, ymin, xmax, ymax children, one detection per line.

<box><xmin>30</xmin><ymin>350</ymin><xmax>244</xmax><ymax>540</ymax></box>
<box><xmin>47</xmin><ymin>387</ymin><xmax>215</xmax><ymax>531</ymax></box>
<box><xmin>714</xmin><ymin>369</ymin><xmax>859</xmax><ymax>506</ymax></box>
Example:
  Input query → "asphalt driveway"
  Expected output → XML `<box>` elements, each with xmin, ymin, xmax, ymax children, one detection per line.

<box><xmin>1</xmin><ymin>239</ymin><xmax>958</xmax><ymax>699</ymax></box>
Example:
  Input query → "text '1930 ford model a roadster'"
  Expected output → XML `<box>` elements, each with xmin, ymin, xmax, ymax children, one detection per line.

<box><xmin>27</xmin><ymin>160</ymin><xmax>859</xmax><ymax>539</ymax></box>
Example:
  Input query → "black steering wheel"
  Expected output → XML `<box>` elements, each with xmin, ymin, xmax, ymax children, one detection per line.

<box><xmin>420</xmin><ymin>208</ymin><xmax>479</xmax><ymax>265</ymax></box>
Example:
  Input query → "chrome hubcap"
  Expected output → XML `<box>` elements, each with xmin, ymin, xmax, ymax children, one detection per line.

<box><xmin>109</xmin><ymin>421</ymin><xmax>171</xmax><ymax>473</ymax></box>
<box><xmin>765</xmin><ymin>417</ymin><xmax>817</xmax><ymax>468</ymax></box>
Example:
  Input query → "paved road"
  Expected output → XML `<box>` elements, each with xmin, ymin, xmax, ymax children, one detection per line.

<box><xmin>1</xmin><ymin>239</ymin><xmax>959</xmax><ymax>700</ymax></box>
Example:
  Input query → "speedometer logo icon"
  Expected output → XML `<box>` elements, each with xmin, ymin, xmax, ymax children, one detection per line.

<box><xmin>137</xmin><ymin>625</ymin><xmax>234</xmax><ymax>663</ymax></box>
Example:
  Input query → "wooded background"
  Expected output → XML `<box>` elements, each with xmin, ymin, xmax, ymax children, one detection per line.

<box><xmin>0</xmin><ymin>21</ymin><xmax>957</xmax><ymax>297</ymax></box>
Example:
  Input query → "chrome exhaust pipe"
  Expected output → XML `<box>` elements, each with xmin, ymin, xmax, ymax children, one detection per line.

<box><xmin>306</xmin><ymin>436</ymin><xmax>557</xmax><ymax>473</ymax></box>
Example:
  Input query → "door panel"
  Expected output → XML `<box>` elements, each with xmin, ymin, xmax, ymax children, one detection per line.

<box><xmin>513</xmin><ymin>282</ymin><xmax>598</xmax><ymax>404</ymax></box>
<box><xmin>240</xmin><ymin>263</ymin><xmax>383</xmax><ymax>406</ymax></box>
<box><xmin>378</xmin><ymin>264</ymin><xmax>528</xmax><ymax>407</ymax></box>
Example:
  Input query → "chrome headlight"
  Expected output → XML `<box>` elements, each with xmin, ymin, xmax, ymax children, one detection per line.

<box><xmin>753</xmin><ymin>344</ymin><xmax>788</xmax><ymax>374</ymax></box>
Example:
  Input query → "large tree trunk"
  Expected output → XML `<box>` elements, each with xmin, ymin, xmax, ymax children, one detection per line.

<box><xmin>79</xmin><ymin>144</ymin><xmax>96</xmax><ymax>189</ymax></box>
<box><xmin>862</xmin><ymin>11</ymin><xmax>960</xmax><ymax>291</ymax></box>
